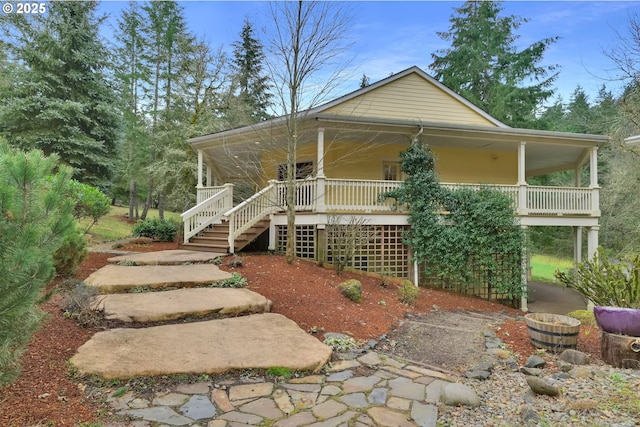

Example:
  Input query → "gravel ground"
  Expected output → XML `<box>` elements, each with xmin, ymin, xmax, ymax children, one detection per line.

<box><xmin>436</xmin><ymin>359</ymin><xmax>640</xmax><ymax>427</ymax></box>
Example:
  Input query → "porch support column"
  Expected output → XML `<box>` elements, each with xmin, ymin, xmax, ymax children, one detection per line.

<box><xmin>589</xmin><ymin>147</ymin><xmax>600</xmax><ymax>216</ymax></box>
<box><xmin>206</xmin><ymin>166</ymin><xmax>212</xmax><ymax>187</ymax></box>
<box><xmin>520</xmin><ymin>225</ymin><xmax>528</xmax><ymax>312</ymax></box>
<box><xmin>197</xmin><ymin>149</ymin><xmax>204</xmax><ymax>188</ymax></box>
<box><xmin>316</xmin><ymin>127</ymin><xmax>326</xmax><ymax>213</ymax></box>
<box><xmin>574</xmin><ymin>226</ymin><xmax>583</xmax><ymax>266</ymax></box>
<box><xmin>587</xmin><ymin>225</ymin><xmax>599</xmax><ymax>260</ymax></box>
<box><xmin>517</xmin><ymin>142</ymin><xmax>528</xmax><ymax>215</ymax></box>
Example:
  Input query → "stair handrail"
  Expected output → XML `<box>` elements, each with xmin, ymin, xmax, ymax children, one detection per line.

<box><xmin>226</xmin><ymin>181</ymin><xmax>280</xmax><ymax>253</ymax></box>
<box><xmin>180</xmin><ymin>184</ymin><xmax>233</xmax><ymax>243</ymax></box>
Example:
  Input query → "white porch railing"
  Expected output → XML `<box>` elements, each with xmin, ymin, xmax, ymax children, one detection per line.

<box><xmin>526</xmin><ymin>186</ymin><xmax>593</xmax><ymax>215</ymax></box>
<box><xmin>182</xmin><ymin>179</ymin><xmax>598</xmax><ymax>249</ymax></box>
<box><xmin>226</xmin><ymin>182</ymin><xmax>281</xmax><ymax>253</ymax></box>
<box><xmin>197</xmin><ymin>186</ymin><xmax>226</xmax><ymax>204</ymax></box>
<box><xmin>181</xmin><ymin>184</ymin><xmax>233</xmax><ymax>243</ymax></box>
<box><xmin>324</xmin><ymin>179</ymin><xmax>403</xmax><ymax>212</ymax></box>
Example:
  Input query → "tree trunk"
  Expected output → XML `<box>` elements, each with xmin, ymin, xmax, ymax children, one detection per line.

<box><xmin>601</xmin><ymin>331</ymin><xmax>640</xmax><ymax>369</ymax></box>
<box><xmin>129</xmin><ymin>179</ymin><xmax>136</xmax><ymax>220</ymax></box>
<box><xmin>141</xmin><ymin>179</ymin><xmax>153</xmax><ymax>220</ymax></box>
<box><xmin>158</xmin><ymin>192</ymin><xmax>165</xmax><ymax>219</ymax></box>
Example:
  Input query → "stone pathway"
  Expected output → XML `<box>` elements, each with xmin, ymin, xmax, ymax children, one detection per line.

<box><xmin>103</xmin><ymin>350</ymin><xmax>464</xmax><ymax>427</ymax></box>
<box><xmin>72</xmin><ymin>249</ymin><xmax>332</xmax><ymax>380</ymax></box>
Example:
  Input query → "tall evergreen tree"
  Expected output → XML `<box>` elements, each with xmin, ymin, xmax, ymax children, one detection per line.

<box><xmin>229</xmin><ymin>18</ymin><xmax>272</xmax><ymax>124</ymax></box>
<box><xmin>0</xmin><ymin>1</ymin><xmax>119</xmax><ymax>184</ymax></box>
<box><xmin>114</xmin><ymin>0</ymin><xmax>152</xmax><ymax>220</ymax></box>
<box><xmin>429</xmin><ymin>1</ymin><xmax>558</xmax><ymax>127</ymax></box>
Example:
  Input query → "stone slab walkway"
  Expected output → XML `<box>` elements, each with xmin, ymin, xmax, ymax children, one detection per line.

<box><xmin>103</xmin><ymin>350</ymin><xmax>452</xmax><ymax>427</ymax></box>
<box><xmin>94</xmin><ymin>288</ymin><xmax>273</xmax><ymax>323</ymax></box>
<box><xmin>71</xmin><ymin>313</ymin><xmax>332</xmax><ymax>379</ymax></box>
<box><xmin>108</xmin><ymin>250</ymin><xmax>225</xmax><ymax>266</ymax></box>
<box><xmin>84</xmin><ymin>264</ymin><xmax>232</xmax><ymax>293</ymax></box>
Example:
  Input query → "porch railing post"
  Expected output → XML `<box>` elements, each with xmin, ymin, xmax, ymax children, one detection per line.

<box><xmin>316</xmin><ymin>176</ymin><xmax>326</xmax><ymax>213</ymax></box>
<box><xmin>223</xmin><ymin>182</ymin><xmax>234</xmax><ymax>211</ymax></box>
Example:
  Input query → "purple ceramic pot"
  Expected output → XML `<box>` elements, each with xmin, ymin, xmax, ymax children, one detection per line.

<box><xmin>593</xmin><ymin>306</ymin><xmax>640</xmax><ymax>336</ymax></box>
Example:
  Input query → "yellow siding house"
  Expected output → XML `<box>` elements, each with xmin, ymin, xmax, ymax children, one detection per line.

<box><xmin>182</xmin><ymin>66</ymin><xmax>608</xmax><ymax>309</ymax></box>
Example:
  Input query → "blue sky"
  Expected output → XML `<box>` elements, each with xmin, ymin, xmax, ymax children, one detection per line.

<box><xmin>98</xmin><ymin>1</ymin><xmax>640</xmax><ymax>105</ymax></box>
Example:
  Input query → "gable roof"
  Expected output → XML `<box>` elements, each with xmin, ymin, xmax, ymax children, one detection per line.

<box><xmin>309</xmin><ymin>66</ymin><xmax>507</xmax><ymax>128</ymax></box>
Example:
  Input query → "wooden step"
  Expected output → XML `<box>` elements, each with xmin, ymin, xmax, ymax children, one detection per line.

<box><xmin>182</xmin><ymin>243</ymin><xmax>229</xmax><ymax>252</ymax></box>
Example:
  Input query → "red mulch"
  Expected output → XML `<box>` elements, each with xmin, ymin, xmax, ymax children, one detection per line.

<box><xmin>0</xmin><ymin>243</ymin><xmax>602</xmax><ymax>426</ymax></box>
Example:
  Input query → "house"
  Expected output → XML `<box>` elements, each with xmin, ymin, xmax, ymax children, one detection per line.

<box><xmin>182</xmin><ymin>66</ymin><xmax>608</xmax><ymax>310</ymax></box>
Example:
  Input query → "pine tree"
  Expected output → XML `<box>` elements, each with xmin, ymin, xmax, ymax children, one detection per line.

<box><xmin>0</xmin><ymin>144</ymin><xmax>75</xmax><ymax>385</ymax></box>
<box><xmin>229</xmin><ymin>18</ymin><xmax>272</xmax><ymax>124</ymax></box>
<box><xmin>429</xmin><ymin>1</ymin><xmax>558</xmax><ymax>127</ymax></box>
<box><xmin>0</xmin><ymin>1</ymin><xmax>120</xmax><ymax>184</ymax></box>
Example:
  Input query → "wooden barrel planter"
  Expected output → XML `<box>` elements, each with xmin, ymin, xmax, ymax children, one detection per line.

<box><xmin>525</xmin><ymin>313</ymin><xmax>581</xmax><ymax>353</ymax></box>
<box><xmin>601</xmin><ymin>332</ymin><xmax>640</xmax><ymax>369</ymax></box>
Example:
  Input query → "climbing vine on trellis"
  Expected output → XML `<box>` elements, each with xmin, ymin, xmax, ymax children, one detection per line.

<box><xmin>383</xmin><ymin>139</ymin><xmax>524</xmax><ymax>300</ymax></box>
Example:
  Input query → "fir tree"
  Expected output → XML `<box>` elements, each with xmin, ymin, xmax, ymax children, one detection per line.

<box><xmin>230</xmin><ymin>18</ymin><xmax>272</xmax><ymax>124</ymax></box>
<box><xmin>0</xmin><ymin>1</ymin><xmax>120</xmax><ymax>184</ymax></box>
<box><xmin>429</xmin><ymin>1</ymin><xmax>558</xmax><ymax>127</ymax></box>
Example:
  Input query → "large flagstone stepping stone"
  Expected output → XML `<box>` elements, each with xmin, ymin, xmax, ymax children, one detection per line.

<box><xmin>94</xmin><ymin>288</ymin><xmax>273</xmax><ymax>322</ymax></box>
<box><xmin>85</xmin><ymin>264</ymin><xmax>232</xmax><ymax>293</ymax></box>
<box><xmin>71</xmin><ymin>313</ymin><xmax>332</xmax><ymax>379</ymax></box>
<box><xmin>108</xmin><ymin>249</ymin><xmax>225</xmax><ymax>266</ymax></box>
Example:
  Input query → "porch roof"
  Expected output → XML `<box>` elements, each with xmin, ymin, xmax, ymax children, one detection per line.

<box><xmin>189</xmin><ymin>113</ymin><xmax>608</xmax><ymax>180</ymax></box>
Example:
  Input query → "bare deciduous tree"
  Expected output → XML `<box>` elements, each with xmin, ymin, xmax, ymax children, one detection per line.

<box><xmin>327</xmin><ymin>215</ymin><xmax>379</xmax><ymax>276</ymax></box>
<box><xmin>266</xmin><ymin>0</ymin><xmax>353</xmax><ymax>264</ymax></box>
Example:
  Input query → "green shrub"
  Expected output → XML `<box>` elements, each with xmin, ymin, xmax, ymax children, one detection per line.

<box><xmin>68</xmin><ymin>180</ymin><xmax>111</xmax><ymax>233</ymax></box>
<box><xmin>132</xmin><ymin>217</ymin><xmax>180</xmax><ymax>242</ymax></box>
<box><xmin>210</xmin><ymin>272</ymin><xmax>248</xmax><ymax>288</ymax></box>
<box><xmin>398</xmin><ymin>280</ymin><xmax>418</xmax><ymax>305</ymax></box>
<box><xmin>555</xmin><ymin>247</ymin><xmax>640</xmax><ymax>308</ymax></box>
<box><xmin>337</xmin><ymin>279</ymin><xmax>362</xmax><ymax>303</ymax></box>
<box><xmin>53</xmin><ymin>224</ymin><xmax>88</xmax><ymax>277</ymax></box>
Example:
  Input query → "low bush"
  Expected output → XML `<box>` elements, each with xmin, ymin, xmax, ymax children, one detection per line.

<box><xmin>132</xmin><ymin>217</ymin><xmax>180</xmax><ymax>242</ymax></box>
<box><xmin>398</xmin><ymin>280</ymin><xmax>418</xmax><ymax>305</ymax></box>
<box><xmin>338</xmin><ymin>279</ymin><xmax>362</xmax><ymax>303</ymax></box>
<box><xmin>53</xmin><ymin>224</ymin><xmax>88</xmax><ymax>277</ymax></box>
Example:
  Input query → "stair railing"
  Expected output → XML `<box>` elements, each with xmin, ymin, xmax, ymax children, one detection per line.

<box><xmin>225</xmin><ymin>181</ymin><xmax>280</xmax><ymax>253</ymax></box>
<box><xmin>180</xmin><ymin>184</ymin><xmax>234</xmax><ymax>243</ymax></box>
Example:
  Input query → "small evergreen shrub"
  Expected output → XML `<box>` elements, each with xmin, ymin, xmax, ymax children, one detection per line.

<box><xmin>398</xmin><ymin>280</ymin><xmax>418</xmax><ymax>305</ymax></box>
<box><xmin>53</xmin><ymin>224</ymin><xmax>88</xmax><ymax>277</ymax></box>
<box><xmin>210</xmin><ymin>272</ymin><xmax>248</xmax><ymax>288</ymax></box>
<box><xmin>338</xmin><ymin>279</ymin><xmax>362</xmax><ymax>303</ymax></box>
<box><xmin>132</xmin><ymin>217</ymin><xmax>180</xmax><ymax>242</ymax></box>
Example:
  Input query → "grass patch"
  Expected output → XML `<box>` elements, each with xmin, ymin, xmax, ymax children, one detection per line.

<box><xmin>79</xmin><ymin>205</ymin><xmax>182</xmax><ymax>244</ymax></box>
<box><xmin>530</xmin><ymin>254</ymin><xmax>573</xmax><ymax>283</ymax></box>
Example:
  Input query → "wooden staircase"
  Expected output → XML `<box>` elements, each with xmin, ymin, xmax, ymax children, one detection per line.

<box><xmin>182</xmin><ymin>217</ymin><xmax>270</xmax><ymax>253</ymax></box>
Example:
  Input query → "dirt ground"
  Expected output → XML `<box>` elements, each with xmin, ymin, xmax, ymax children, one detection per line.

<box><xmin>0</xmin><ymin>242</ymin><xmax>601</xmax><ymax>426</ymax></box>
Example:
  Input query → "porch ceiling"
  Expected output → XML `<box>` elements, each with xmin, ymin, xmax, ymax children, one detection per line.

<box><xmin>191</xmin><ymin>114</ymin><xmax>609</xmax><ymax>180</ymax></box>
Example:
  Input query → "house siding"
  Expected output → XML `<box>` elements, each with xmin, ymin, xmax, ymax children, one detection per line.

<box><xmin>258</xmin><ymin>141</ymin><xmax>517</xmax><ymax>184</ymax></box>
<box><xmin>323</xmin><ymin>73</ymin><xmax>498</xmax><ymax>127</ymax></box>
